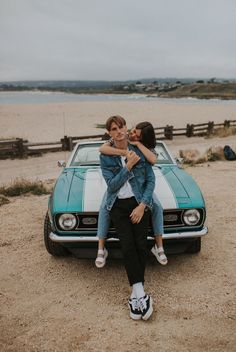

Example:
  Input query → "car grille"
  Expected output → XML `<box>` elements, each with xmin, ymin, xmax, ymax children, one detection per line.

<box><xmin>55</xmin><ymin>209</ymin><xmax>205</xmax><ymax>232</ymax></box>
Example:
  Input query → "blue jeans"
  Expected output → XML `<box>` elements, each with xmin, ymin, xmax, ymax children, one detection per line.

<box><xmin>97</xmin><ymin>192</ymin><xmax>163</xmax><ymax>239</ymax></box>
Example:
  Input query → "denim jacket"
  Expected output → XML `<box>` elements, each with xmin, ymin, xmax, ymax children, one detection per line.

<box><xmin>100</xmin><ymin>144</ymin><xmax>155</xmax><ymax>211</ymax></box>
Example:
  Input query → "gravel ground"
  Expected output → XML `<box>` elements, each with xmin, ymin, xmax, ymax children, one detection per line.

<box><xmin>0</xmin><ymin>159</ymin><xmax>236</xmax><ymax>352</ymax></box>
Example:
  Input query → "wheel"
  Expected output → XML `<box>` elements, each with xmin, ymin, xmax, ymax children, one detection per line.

<box><xmin>44</xmin><ymin>212</ymin><xmax>69</xmax><ymax>256</ymax></box>
<box><xmin>185</xmin><ymin>237</ymin><xmax>201</xmax><ymax>254</ymax></box>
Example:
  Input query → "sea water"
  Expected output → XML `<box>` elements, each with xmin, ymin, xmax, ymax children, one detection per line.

<box><xmin>1</xmin><ymin>91</ymin><xmax>236</xmax><ymax>105</ymax></box>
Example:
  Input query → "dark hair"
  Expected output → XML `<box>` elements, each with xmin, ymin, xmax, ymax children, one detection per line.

<box><xmin>106</xmin><ymin>115</ymin><xmax>126</xmax><ymax>131</ymax></box>
<box><xmin>135</xmin><ymin>121</ymin><xmax>156</xmax><ymax>149</ymax></box>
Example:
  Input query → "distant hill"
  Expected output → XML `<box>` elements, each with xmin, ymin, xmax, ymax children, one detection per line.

<box><xmin>0</xmin><ymin>78</ymin><xmax>200</xmax><ymax>89</ymax></box>
<box><xmin>155</xmin><ymin>82</ymin><xmax>236</xmax><ymax>100</ymax></box>
<box><xmin>0</xmin><ymin>79</ymin><xmax>236</xmax><ymax>99</ymax></box>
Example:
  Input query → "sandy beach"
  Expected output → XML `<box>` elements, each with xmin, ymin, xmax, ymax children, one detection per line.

<box><xmin>0</xmin><ymin>99</ymin><xmax>236</xmax><ymax>351</ymax></box>
<box><xmin>1</xmin><ymin>98</ymin><xmax>236</xmax><ymax>142</ymax></box>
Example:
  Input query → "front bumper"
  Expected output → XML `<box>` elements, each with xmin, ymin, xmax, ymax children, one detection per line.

<box><xmin>49</xmin><ymin>226</ymin><xmax>208</xmax><ymax>243</ymax></box>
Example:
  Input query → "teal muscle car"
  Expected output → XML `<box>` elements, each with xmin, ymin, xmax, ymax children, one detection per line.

<box><xmin>44</xmin><ymin>141</ymin><xmax>207</xmax><ymax>257</ymax></box>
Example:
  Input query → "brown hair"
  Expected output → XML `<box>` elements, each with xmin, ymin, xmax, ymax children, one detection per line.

<box><xmin>135</xmin><ymin>121</ymin><xmax>156</xmax><ymax>149</ymax></box>
<box><xmin>106</xmin><ymin>115</ymin><xmax>126</xmax><ymax>131</ymax></box>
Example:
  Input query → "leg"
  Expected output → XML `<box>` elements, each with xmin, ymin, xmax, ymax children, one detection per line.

<box><xmin>151</xmin><ymin>194</ymin><xmax>164</xmax><ymax>235</ymax></box>
<box><xmin>151</xmin><ymin>194</ymin><xmax>168</xmax><ymax>265</ymax></box>
<box><xmin>111</xmin><ymin>198</ymin><xmax>153</xmax><ymax>321</ymax></box>
<box><xmin>95</xmin><ymin>194</ymin><xmax>110</xmax><ymax>268</ymax></box>
<box><xmin>132</xmin><ymin>206</ymin><xmax>153</xmax><ymax>321</ymax></box>
<box><xmin>98</xmin><ymin>238</ymin><xmax>106</xmax><ymax>250</ymax></box>
<box><xmin>110</xmin><ymin>198</ymin><xmax>146</xmax><ymax>285</ymax></box>
<box><xmin>133</xmin><ymin>208</ymin><xmax>150</xmax><ymax>282</ymax></box>
<box><xmin>97</xmin><ymin>192</ymin><xmax>110</xmax><ymax>242</ymax></box>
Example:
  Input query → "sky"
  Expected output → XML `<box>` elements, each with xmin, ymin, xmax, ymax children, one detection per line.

<box><xmin>0</xmin><ymin>0</ymin><xmax>236</xmax><ymax>81</ymax></box>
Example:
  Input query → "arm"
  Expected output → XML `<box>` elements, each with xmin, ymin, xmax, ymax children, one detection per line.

<box><xmin>130</xmin><ymin>161</ymin><xmax>155</xmax><ymax>223</ymax></box>
<box><xmin>129</xmin><ymin>141</ymin><xmax>157</xmax><ymax>165</ymax></box>
<box><xmin>100</xmin><ymin>153</ymin><xmax>139</xmax><ymax>193</ymax></box>
<box><xmin>141</xmin><ymin>161</ymin><xmax>156</xmax><ymax>207</ymax></box>
<box><xmin>99</xmin><ymin>143</ymin><xmax>127</xmax><ymax>157</ymax></box>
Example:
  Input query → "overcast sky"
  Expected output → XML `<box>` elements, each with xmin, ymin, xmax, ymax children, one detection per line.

<box><xmin>0</xmin><ymin>0</ymin><xmax>235</xmax><ymax>81</ymax></box>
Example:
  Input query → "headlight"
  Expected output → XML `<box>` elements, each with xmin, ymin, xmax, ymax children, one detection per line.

<box><xmin>58</xmin><ymin>213</ymin><xmax>77</xmax><ymax>230</ymax></box>
<box><xmin>183</xmin><ymin>209</ymin><xmax>201</xmax><ymax>226</ymax></box>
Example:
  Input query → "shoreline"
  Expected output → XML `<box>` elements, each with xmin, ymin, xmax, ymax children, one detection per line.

<box><xmin>1</xmin><ymin>89</ymin><xmax>236</xmax><ymax>101</ymax></box>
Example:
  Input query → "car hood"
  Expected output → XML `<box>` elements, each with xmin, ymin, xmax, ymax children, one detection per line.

<box><xmin>153</xmin><ymin>166</ymin><xmax>205</xmax><ymax>209</ymax></box>
<box><xmin>52</xmin><ymin>167</ymin><xmax>106</xmax><ymax>213</ymax></box>
<box><xmin>52</xmin><ymin>166</ymin><xmax>205</xmax><ymax>213</ymax></box>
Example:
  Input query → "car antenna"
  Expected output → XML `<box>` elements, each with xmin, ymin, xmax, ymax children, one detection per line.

<box><xmin>63</xmin><ymin>111</ymin><xmax>67</xmax><ymax>163</ymax></box>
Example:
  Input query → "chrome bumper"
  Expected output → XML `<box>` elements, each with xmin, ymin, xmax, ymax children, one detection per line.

<box><xmin>50</xmin><ymin>226</ymin><xmax>208</xmax><ymax>243</ymax></box>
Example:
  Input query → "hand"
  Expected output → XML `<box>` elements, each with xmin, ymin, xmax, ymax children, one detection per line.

<box><xmin>130</xmin><ymin>203</ymin><xmax>145</xmax><ymax>224</ymax></box>
<box><xmin>128</xmin><ymin>140</ymin><xmax>141</xmax><ymax>147</ymax></box>
<box><xmin>126</xmin><ymin>151</ymin><xmax>140</xmax><ymax>171</ymax></box>
<box><xmin>121</xmin><ymin>149</ymin><xmax>128</xmax><ymax>157</ymax></box>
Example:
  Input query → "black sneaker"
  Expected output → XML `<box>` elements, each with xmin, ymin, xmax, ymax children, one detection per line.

<box><xmin>128</xmin><ymin>298</ymin><xmax>142</xmax><ymax>320</ymax></box>
<box><xmin>138</xmin><ymin>295</ymin><xmax>153</xmax><ymax>320</ymax></box>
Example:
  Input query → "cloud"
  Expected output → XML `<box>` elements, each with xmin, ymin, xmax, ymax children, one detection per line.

<box><xmin>0</xmin><ymin>0</ymin><xmax>236</xmax><ymax>81</ymax></box>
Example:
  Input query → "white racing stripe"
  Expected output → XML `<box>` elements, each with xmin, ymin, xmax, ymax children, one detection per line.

<box><xmin>153</xmin><ymin>167</ymin><xmax>177</xmax><ymax>209</ymax></box>
<box><xmin>83</xmin><ymin>169</ymin><xmax>107</xmax><ymax>211</ymax></box>
<box><xmin>83</xmin><ymin>167</ymin><xmax>177</xmax><ymax>211</ymax></box>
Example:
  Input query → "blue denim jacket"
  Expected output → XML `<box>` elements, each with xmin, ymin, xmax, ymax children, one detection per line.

<box><xmin>100</xmin><ymin>144</ymin><xmax>155</xmax><ymax>211</ymax></box>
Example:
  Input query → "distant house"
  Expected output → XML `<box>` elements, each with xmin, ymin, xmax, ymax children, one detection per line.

<box><xmin>135</xmin><ymin>83</ymin><xmax>146</xmax><ymax>91</ymax></box>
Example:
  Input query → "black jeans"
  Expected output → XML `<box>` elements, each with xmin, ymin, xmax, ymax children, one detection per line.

<box><xmin>110</xmin><ymin>197</ymin><xmax>150</xmax><ymax>286</ymax></box>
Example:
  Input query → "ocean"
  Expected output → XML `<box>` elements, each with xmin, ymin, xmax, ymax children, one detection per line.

<box><xmin>1</xmin><ymin>91</ymin><xmax>236</xmax><ymax>106</ymax></box>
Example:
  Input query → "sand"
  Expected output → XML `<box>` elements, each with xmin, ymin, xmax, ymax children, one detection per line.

<box><xmin>1</xmin><ymin>99</ymin><xmax>236</xmax><ymax>142</ymax></box>
<box><xmin>0</xmin><ymin>100</ymin><xmax>236</xmax><ymax>351</ymax></box>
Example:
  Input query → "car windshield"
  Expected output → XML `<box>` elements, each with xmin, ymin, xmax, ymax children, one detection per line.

<box><xmin>70</xmin><ymin>142</ymin><xmax>174</xmax><ymax>167</ymax></box>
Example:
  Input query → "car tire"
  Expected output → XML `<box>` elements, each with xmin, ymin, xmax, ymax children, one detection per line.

<box><xmin>44</xmin><ymin>212</ymin><xmax>69</xmax><ymax>256</ymax></box>
<box><xmin>185</xmin><ymin>237</ymin><xmax>201</xmax><ymax>253</ymax></box>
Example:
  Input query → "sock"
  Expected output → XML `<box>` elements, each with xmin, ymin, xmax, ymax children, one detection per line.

<box><xmin>132</xmin><ymin>282</ymin><xmax>145</xmax><ymax>299</ymax></box>
<box><xmin>98</xmin><ymin>249</ymin><xmax>104</xmax><ymax>254</ymax></box>
<box><xmin>130</xmin><ymin>290</ymin><xmax>136</xmax><ymax>299</ymax></box>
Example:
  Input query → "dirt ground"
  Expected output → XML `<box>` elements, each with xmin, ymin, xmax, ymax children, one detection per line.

<box><xmin>0</xmin><ymin>148</ymin><xmax>236</xmax><ymax>351</ymax></box>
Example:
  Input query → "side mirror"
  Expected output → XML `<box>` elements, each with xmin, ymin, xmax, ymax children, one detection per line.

<box><xmin>58</xmin><ymin>160</ymin><xmax>66</xmax><ymax>168</ymax></box>
<box><xmin>175</xmin><ymin>157</ymin><xmax>184</xmax><ymax>167</ymax></box>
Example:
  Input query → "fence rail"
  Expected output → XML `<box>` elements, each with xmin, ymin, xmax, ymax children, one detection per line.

<box><xmin>0</xmin><ymin>119</ymin><xmax>236</xmax><ymax>159</ymax></box>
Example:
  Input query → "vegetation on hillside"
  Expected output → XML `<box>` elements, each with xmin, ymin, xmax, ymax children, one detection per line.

<box><xmin>156</xmin><ymin>83</ymin><xmax>236</xmax><ymax>100</ymax></box>
<box><xmin>1</xmin><ymin>79</ymin><xmax>236</xmax><ymax>99</ymax></box>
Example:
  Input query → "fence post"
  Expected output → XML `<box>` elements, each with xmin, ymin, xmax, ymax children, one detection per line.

<box><xmin>61</xmin><ymin>135</ymin><xmax>69</xmax><ymax>151</ymax></box>
<box><xmin>224</xmin><ymin>120</ymin><xmax>230</xmax><ymax>128</ymax></box>
<box><xmin>186</xmin><ymin>124</ymin><xmax>194</xmax><ymax>137</ymax></box>
<box><xmin>207</xmin><ymin>121</ymin><xmax>214</xmax><ymax>136</ymax></box>
<box><xmin>102</xmin><ymin>132</ymin><xmax>110</xmax><ymax>140</ymax></box>
<box><xmin>17</xmin><ymin>138</ymin><xmax>27</xmax><ymax>158</ymax></box>
<box><xmin>164</xmin><ymin>125</ymin><xmax>173</xmax><ymax>140</ymax></box>
<box><xmin>68</xmin><ymin>137</ymin><xmax>73</xmax><ymax>151</ymax></box>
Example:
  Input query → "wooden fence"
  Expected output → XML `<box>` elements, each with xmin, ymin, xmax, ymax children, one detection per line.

<box><xmin>1</xmin><ymin>119</ymin><xmax>236</xmax><ymax>159</ymax></box>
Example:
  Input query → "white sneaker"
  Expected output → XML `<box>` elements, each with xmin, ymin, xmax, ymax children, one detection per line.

<box><xmin>128</xmin><ymin>298</ymin><xmax>142</xmax><ymax>320</ymax></box>
<box><xmin>151</xmin><ymin>245</ymin><xmax>168</xmax><ymax>265</ymax></box>
<box><xmin>138</xmin><ymin>295</ymin><xmax>153</xmax><ymax>320</ymax></box>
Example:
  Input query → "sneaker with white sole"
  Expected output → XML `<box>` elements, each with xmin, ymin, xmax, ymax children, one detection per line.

<box><xmin>128</xmin><ymin>298</ymin><xmax>142</xmax><ymax>320</ymax></box>
<box><xmin>151</xmin><ymin>245</ymin><xmax>168</xmax><ymax>265</ymax></box>
<box><xmin>95</xmin><ymin>248</ymin><xmax>108</xmax><ymax>268</ymax></box>
<box><xmin>138</xmin><ymin>295</ymin><xmax>153</xmax><ymax>320</ymax></box>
